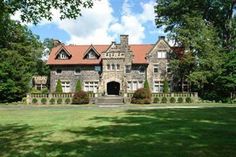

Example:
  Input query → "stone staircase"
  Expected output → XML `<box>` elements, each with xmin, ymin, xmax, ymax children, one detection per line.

<box><xmin>96</xmin><ymin>96</ymin><xmax>124</xmax><ymax>106</ymax></box>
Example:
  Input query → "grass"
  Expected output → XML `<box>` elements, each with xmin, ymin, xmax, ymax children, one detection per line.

<box><xmin>0</xmin><ymin>106</ymin><xmax>236</xmax><ymax>157</ymax></box>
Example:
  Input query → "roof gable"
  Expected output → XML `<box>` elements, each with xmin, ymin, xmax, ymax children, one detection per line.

<box><xmin>55</xmin><ymin>46</ymin><xmax>72</xmax><ymax>58</ymax></box>
<box><xmin>147</xmin><ymin>38</ymin><xmax>171</xmax><ymax>56</ymax></box>
<box><xmin>83</xmin><ymin>45</ymin><xmax>101</xmax><ymax>59</ymax></box>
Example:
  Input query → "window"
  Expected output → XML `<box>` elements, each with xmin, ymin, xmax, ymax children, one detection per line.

<box><xmin>84</xmin><ymin>81</ymin><xmax>98</xmax><ymax>93</ymax></box>
<box><xmin>58</xmin><ymin>51</ymin><xmax>68</xmax><ymax>59</ymax></box>
<box><xmin>157</xmin><ymin>51</ymin><xmax>167</xmax><ymax>58</ymax></box>
<box><xmin>117</xmin><ymin>64</ymin><xmax>120</xmax><ymax>70</ymax></box>
<box><xmin>153</xmin><ymin>81</ymin><xmax>164</xmax><ymax>93</ymax></box>
<box><xmin>153</xmin><ymin>64</ymin><xmax>159</xmax><ymax>73</ymax></box>
<box><xmin>127</xmin><ymin>80</ymin><xmax>144</xmax><ymax>91</ymax></box>
<box><xmin>126</xmin><ymin>65</ymin><xmax>131</xmax><ymax>73</ymax></box>
<box><xmin>139</xmin><ymin>66</ymin><xmax>145</xmax><ymax>74</ymax></box>
<box><xmin>112</xmin><ymin>64</ymin><xmax>115</xmax><ymax>70</ymax></box>
<box><xmin>61</xmin><ymin>81</ymin><xmax>70</xmax><ymax>93</ymax></box>
<box><xmin>75</xmin><ymin>68</ymin><xmax>81</xmax><ymax>75</ymax></box>
<box><xmin>88</xmin><ymin>51</ymin><xmax>96</xmax><ymax>59</ymax></box>
<box><xmin>166</xmin><ymin>63</ymin><xmax>171</xmax><ymax>73</ymax></box>
<box><xmin>107</xmin><ymin>64</ymin><xmax>110</xmax><ymax>70</ymax></box>
<box><xmin>95</xmin><ymin>66</ymin><xmax>101</xmax><ymax>72</ymax></box>
<box><xmin>56</xmin><ymin>69</ymin><xmax>62</xmax><ymax>75</ymax></box>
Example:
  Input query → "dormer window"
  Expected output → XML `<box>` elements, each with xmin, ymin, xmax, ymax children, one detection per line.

<box><xmin>55</xmin><ymin>48</ymin><xmax>71</xmax><ymax>60</ymax></box>
<box><xmin>84</xmin><ymin>46</ymin><xmax>100</xmax><ymax>59</ymax></box>
<box><xmin>59</xmin><ymin>52</ymin><xmax>68</xmax><ymax>59</ymax></box>
<box><xmin>87</xmin><ymin>50</ymin><xmax>96</xmax><ymax>59</ymax></box>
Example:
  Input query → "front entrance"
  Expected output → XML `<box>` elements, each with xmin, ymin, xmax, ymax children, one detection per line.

<box><xmin>107</xmin><ymin>81</ymin><xmax>120</xmax><ymax>95</ymax></box>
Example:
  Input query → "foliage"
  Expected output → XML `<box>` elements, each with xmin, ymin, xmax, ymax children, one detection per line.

<box><xmin>49</xmin><ymin>98</ymin><xmax>55</xmax><ymax>105</ymax></box>
<box><xmin>41</xmin><ymin>88</ymin><xmax>49</xmax><ymax>94</ymax></box>
<box><xmin>65</xmin><ymin>98</ymin><xmax>71</xmax><ymax>104</ymax></box>
<box><xmin>131</xmin><ymin>88</ymin><xmax>151</xmax><ymax>104</ymax></box>
<box><xmin>0</xmin><ymin>15</ymin><xmax>43</xmax><ymax>103</ymax></box>
<box><xmin>153</xmin><ymin>97</ymin><xmax>160</xmax><ymax>103</ymax></box>
<box><xmin>161</xmin><ymin>97</ymin><xmax>168</xmax><ymax>103</ymax></box>
<box><xmin>170</xmin><ymin>97</ymin><xmax>176</xmax><ymax>103</ymax></box>
<box><xmin>75</xmin><ymin>80</ymin><xmax>82</xmax><ymax>92</ymax></box>
<box><xmin>144</xmin><ymin>79</ymin><xmax>150</xmax><ymax>90</ymax></box>
<box><xmin>72</xmin><ymin>91</ymin><xmax>89</xmax><ymax>104</ymax></box>
<box><xmin>154</xmin><ymin>0</ymin><xmax>236</xmax><ymax>101</ymax></box>
<box><xmin>163</xmin><ymin>79</ymin><xmax>169</xmax><ymax>93</ymax></box>
<box><xmin>186</xmin><ymin>97</ymin><xmax>192</xmax><ymax>103</ymax></box>
<box><xmin>57</xmin><ymin>98</ymin><xmax>63</xmax><ymax>104</ymax></box>
<box><xmin>32</xmin><ymin>98</ymin><xmax>38</xmax><ymax>104</ymax></box>
<box><xmin>55</xmin><ymin>80</ymin><xmax>63</xmax><ymax>93</ymax></box>
<box><xmin>177</xmin><ymin>97</ymin><xmax>183</xmax><ymax>103</ymax></box>
<box><xmin>0</xmin><ymin>1</ymin><xmax>94</xmax><ymax>24</ymax></box>
<box><xmin>41</xmin><ymin>98</ymin><xmax>47</xmax><ymax>105</ymax></box>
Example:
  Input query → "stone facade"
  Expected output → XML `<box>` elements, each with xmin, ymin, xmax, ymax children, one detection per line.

<box><xmin>48</xmin><ymin>35</ymin><xmax>173</xmax><ymax>95</ymax></box>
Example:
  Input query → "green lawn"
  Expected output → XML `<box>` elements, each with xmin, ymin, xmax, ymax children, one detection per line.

<box><xmin>0</xmin><ymin>106</ymin><xmax>236</xmax><ymax>157</ymax></box>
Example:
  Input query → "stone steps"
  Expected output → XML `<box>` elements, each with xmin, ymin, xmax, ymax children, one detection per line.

<box><xmin>96</xmin><ymin>96</ymin><xmax>124</xmax><ymax>105</ymax></box>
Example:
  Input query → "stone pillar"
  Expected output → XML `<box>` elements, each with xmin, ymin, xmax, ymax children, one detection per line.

<box><xmin>120</xmin><ymin>35</ymin><xmax>128</xmax><ymax>52</ymax></box>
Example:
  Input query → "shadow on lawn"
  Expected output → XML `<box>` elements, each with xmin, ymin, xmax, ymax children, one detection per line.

<box><xmin>0</xmin><ymin>108</ymin><xmax>236</xmax><ymax>157</ymax></box>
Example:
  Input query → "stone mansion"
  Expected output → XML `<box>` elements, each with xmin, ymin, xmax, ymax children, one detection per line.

<box><xmin>47</xmin><ymin>35</ymin><xmax>182</xmax><ymax>95</ymax></box>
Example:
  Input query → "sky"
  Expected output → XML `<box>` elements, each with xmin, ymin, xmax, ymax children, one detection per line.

<box><xmin>13</xmin><ymin>0</ymin><xmax>165</xmax><ymax>45</ymax></box>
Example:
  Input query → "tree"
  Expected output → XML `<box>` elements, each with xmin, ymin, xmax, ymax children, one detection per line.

<box><xmin>75</xmin><ymin>80</ymin><xmax>82</xmax><ymax>92</ymax></box>
<box><xmin>163</xmin><ymin>79</ymin><xmax>169</xmax><ymax>93</ymax></box>
<box><xmin>55</xmin><ymin>80</ymin><xmax>63</xmax><ymax>93</ymax></box>
<box><xmin>0</xmin><ymin>0</ymin><xmax>94</xmax><ymax>24</ymax></box>
<box><xmin>0</xmin><ymin>15</ymin><xmax>43</xmax><ymax>103</ymax></box>
<box><xmin>144</xmin><ymin>79</ymin><xmax>150</xmax><ymax>90</ymax></box>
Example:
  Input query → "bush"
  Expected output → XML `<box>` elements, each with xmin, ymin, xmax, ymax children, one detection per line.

<box><xmin>144</xmin><ymin>79</ymin><xmax>150</xmax><ymax>89</ymax></box>
<box><xmin>49</xmin><ymin>98</ymin><xmax>55</xmax><ymax>104</ymax></box>
<box><xmin>32</xmin><ymin>98</ymin><xmax>38</xmax><ymax>104</ymax></box>
<box><xmin>57</xmin><ymin>98</ymin><xmax>63</xmax><ymax>104</ymax></box>
<box><xmin>153</xmin><ymin>97</ymin><xmax>160</xmax><ymax>103</ymax></box>
<box><xmin>186</xmin><ymin>97</ymin><xmax>192</xmax><ymax>103</ymax></box>
<box><xmin>170</xmin><ymin>97</ymin><xmax>176</xmax><ymax>103</ymax></box>
<box><xmin>41</xmin><ymin>98</ymin><xmax>47</xmax><ymax>104</ymax></box>
<box><xmin>55</xmin><ymin>79</ymin><xmax>63</xmax><ymax>93</ymax></box>
<box><xmin>72</xmin><ymin>91</ymin><xmax>89</xmax><ymax>104</ymax></box>
<box><xmin>41</xmin><ymin>88</ymin><xmax>49</xmax><ymax>94</ymax></box>
<box><xmin>163</xmin><ymin>79</ymin><xmax>169</xmax><ymax>93</ymax></box>
<box><xmin>177</xmin><ymin>97</ymin><xmax>183</xmax><ymax>103</ymax></box>
<box><xmin>65</xmin><ymin>98</ymin><xmax>71</xmax><ymax>104</ymax></box>
<box><xmin>131</xmin><ymin>88</ymin><xmax>151</xmax><ymax>104</ymax></box>
<box><xmin>75</xmin><ymin>80</ymin><xmax>82</xmax><ymax>92</ymax></box>
<box><xmin>161</xmin><ymin>97</ymin><xmax>168</xmax><ymax>103</ymax></box>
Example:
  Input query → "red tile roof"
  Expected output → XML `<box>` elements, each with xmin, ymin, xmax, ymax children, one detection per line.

<box><xmin>47</xmin><ymin>44</ymin><xmax>154</xmax><ymax>65</ymax></box>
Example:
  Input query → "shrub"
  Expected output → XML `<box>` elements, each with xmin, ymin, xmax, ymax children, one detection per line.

<box><xmin>131</xmin><ymin>88</ymin><xmax>151</xmax><ymax>104</ymax></box>
<box><xmin>41</xmin><ymin>88</ymin><xmax>49</xmax><ymax>94</ymax></box>
<box><xmin>57</xmin><ymin>98</ymin><xmax>63</xmax><ymax>104</ymax></box>
<box><xmin>177</xmin><ymin>97</ymin><xmax>183</xmax><ymax>103</ymax></box>
<box><xmin>153</xmin><ymin>97</ymin><xmax>160</xmax><ymax>103</ymax></box>
<box><xmin>72</xmin><ymin>91</ymin><xmax>89</xmax><ymax>104</ymax></box>
<box><xmin>186</xmin><ymin>97</ymin><xmax>192</xmax><ymax>103</ymax></box>
<box><xmin>170</xmin><ymin>97</ymin><xmax>176</xmax><ymax>103</ymax></box>
<box><xmin>75</xmin><ymin>80</ymin><xmax>82</xmax><ymax>92</ymax></box>
<box><xmin>49</xmin><ymin>98</ymin><xmax>55</xmax><ymax>104</ymax></box>
<box><xmin>144</xmin><ymin>79</ymin><xmax>150</xmax><ymax>89</ymax></box>
<box><xmin>32</xmin><ymin>98</ymin><xmax>38</xmax><ymax>104</ymax></box>
<box><xmin>65</xmin><ymin>98</ymin><xmax>71</xmax><ymax>104</ymax></box>
<box><xmin>41</xmin><ymin>98</ymin><xmax>47</xmax><ymax>105</ymax></box>
<box><xmin>55</xmin><ymin>79</ymin><xmax>63</xmax><ymax>93</ymax></box>
<box><xmin>163</xmin><ymin>79</ymin><xmax>169</xmax><ymax>93</ymax></box>
<box><xmin>161</xmin><ymin>97</ymin><xmax>168</xmax><ymax>103</ymax></box>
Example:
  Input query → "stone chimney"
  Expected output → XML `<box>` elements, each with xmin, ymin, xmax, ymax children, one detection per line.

<box><xmin>159</xmin><ymin>36</ymin><xmax>165</xmax><ymax>40</ymax></box>
<box><xmin>53</xmin><ymin>39</ymin><xmax>62</xmax><ymax>47</ymax></box>
<box><xmin>120</xmin><ymin>35</ymin><xmax>129</xmax><ymax>51</ymax></box>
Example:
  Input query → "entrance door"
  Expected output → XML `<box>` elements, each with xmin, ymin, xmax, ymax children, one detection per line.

<box><xmin>107</xmin><ymin>81</ymin><xmax>120</xmax><ymax>95</ymax></box>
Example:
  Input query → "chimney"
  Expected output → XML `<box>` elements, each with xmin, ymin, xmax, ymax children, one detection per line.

<box><xmin>53</xmin><ymin>39</ymin><xmax>62</xmax><ymax>47</ymax></box>
<box><xmin>120</xmin><ymin>35</ymin><xmax>128</xmax><ymax>51</ymax></box>
<box><xmin>159</xmin><ymin>36</ymin><xmax>165</xmax><ymax>40</ymax></box>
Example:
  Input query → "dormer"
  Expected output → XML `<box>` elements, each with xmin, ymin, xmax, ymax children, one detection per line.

<box><xmin>83</xmin><ymin>45</ymin><xmax>100</xmax><ymax>59</ymax></box>
<box><xmin>55</xmin><ymin>46</ymin><xmax>71</xmax><ymax>60</ymax></box>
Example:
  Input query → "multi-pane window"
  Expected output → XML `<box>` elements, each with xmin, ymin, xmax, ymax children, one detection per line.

<box><xmin>127</xmin><ymin>80</ymin><xmax>143</xmax><ymax>91</ymax></box>
<box><xmin>84</xmin><ymin>81</ymin><xmax>98</xmax><ymax>93</ymax></box>
<box><xmin>58</xmin><ymin>51</ymin><xmax>68</xmax><ymax>59</ymax></box>
<box><xmin>153</xmin><ymin>64</ymin><xmax>159</xmax><ymax>73</ymax></box>
<box><xmin>166</xmin><ymin>63</ymin><xmax>171</xmax><ymax>73</ymax></box>
<box><xmin>157</xmin><ymin>51</ymin><xmax>167</xmax><ymax>58</ymax></box>
<box><xmin>153</xmin><ymin>81</ymin><xmax>164</xmax><ymax>93</ymax></box>
<box><xmin>112</xmin><ymin>64</ymin><xmax>115</xmax><ymax>70</ymax></box>
<box><xmin>61</xmin><ymin>81</ymin><xmax>70</xmax><ymax>93</ymax></box>
<box><xmin>107</xmin><ymin>64</ymin><xmax>110</xmax><ymax>70</ymax></box>
<box><xmin>117</xmin><ymin>64</ymin><xmax>120</xmax><ymax>70</ymax></box>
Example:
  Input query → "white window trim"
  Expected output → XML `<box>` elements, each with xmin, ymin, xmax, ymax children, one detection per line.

<box><xmin>127</xmin><ymin>80</ymin><xmax>144</xmax><ymax>92</ymax></box>
<box><xmin>83</xmin><ymin>80</ymin><xmax>99</xmax><ymax>93</ymax></box>
<box><xmin>153</xmin><ymin>80</ymin><xmax>164</xmax><ymax>93</ymax></box>
<box><xmin>153</xmin><ymin>64</ymin><xmax>159</xmax><ymax>73</ymax></box>
<box><xmin>157</xmin><ymin>51</ymin><xmax>167</xmax><ymax>59</ymax></box>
